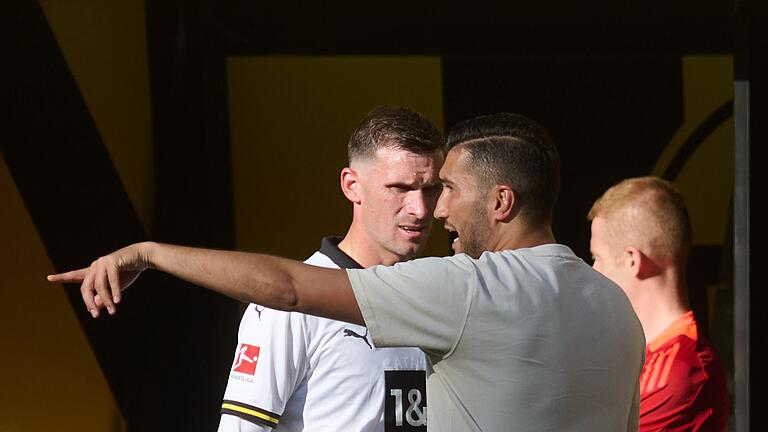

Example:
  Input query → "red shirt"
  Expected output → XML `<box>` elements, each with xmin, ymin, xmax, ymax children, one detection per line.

<box><xmin>639</xmin><ymin>311</ymin><xmax>728</xmax><ymax>432</ymax></box>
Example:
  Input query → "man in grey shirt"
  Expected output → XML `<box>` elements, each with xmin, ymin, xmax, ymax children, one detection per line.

<box><xmin>51</xmin><ymin>113</ymin><xmax>645</xmax><ymax>431</ymax></box>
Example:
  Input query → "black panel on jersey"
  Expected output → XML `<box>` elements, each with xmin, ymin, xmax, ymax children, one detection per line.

<box><xmin>385</xmin><ymin>370</ymin><xmax>428</xmax><ymax>431</ymax></box>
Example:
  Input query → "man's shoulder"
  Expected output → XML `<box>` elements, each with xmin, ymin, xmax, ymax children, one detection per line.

<box><xmin>470</xmin><ymin>244</ymin><xmax>593</xmax><ymax>282</ymax></box>
<box><xmin>476</xmin><ymin>243</ymin><xmax>584</xmax><ymax>268</ymax></box>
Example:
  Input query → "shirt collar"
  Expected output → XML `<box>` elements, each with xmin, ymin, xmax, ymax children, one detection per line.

<box><xmin>319</xmin><ymin>236</ymin><xmax>364</xmax><ymax>269</ymax></box>
<box><xmin>648</xmin><ymin>310</ymin><xmax>697</xmax><ymax>351</ymax></box>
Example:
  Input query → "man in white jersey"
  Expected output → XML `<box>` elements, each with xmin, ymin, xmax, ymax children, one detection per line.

<box><xmin>219</xmin><ymin>106</ymin><xmax>443</xmax><ymax>431</ymax></box>
<box><xmin>51</xmin><ymin>113</ymin><xmax>645</xmax><ymax>432</ymax></box>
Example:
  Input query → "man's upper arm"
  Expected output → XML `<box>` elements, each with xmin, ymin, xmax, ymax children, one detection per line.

<box><xmin>218</xmin><ymin>305</ymin><xmax>307</xmax><ymax>431</ymax></box>
<box><xmin>346</xmin><ymin>255</ymin><xmax>475</xmax><ymax>357</ymax></box>
<box><xmin>290</xmin><ymin>263</ymin><xmax>364</xmax><ymax>325</ymax></box>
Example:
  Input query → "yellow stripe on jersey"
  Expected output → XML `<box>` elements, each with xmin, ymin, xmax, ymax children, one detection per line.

<box><xmin>221</xmin><ymin>401</ymin><xmax>281</xmax><ymax>427</ymax></box>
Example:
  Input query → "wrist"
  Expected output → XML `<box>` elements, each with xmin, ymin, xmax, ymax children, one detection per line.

<box><xmin>138</xmin><ymin>241</ymin><xmax>160</xmax><ymax>270</ymax></box>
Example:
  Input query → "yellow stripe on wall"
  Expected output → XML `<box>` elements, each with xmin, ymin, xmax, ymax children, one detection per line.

<box><xmin>0</xmin><ymin>155</ymin><xmax>124</xmax><ymax>432</ymax></box>
<box><xmin>39</xmin><ymin>0</ymin><xmax>154</xmax><ymax>232</ymax></box>
<box><xmin>651</xmin><ymin>55</ymin><xmax>734</xmax><ymax>245</ymax></box>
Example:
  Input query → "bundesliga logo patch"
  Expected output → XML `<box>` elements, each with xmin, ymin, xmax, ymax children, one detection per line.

<box><xmin>232</xmin><ymin>343</ymin><xmax>260</xmax><ymax>375</ymax></box>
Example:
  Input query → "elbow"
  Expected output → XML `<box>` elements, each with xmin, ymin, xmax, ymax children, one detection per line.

<box><xmin>282</xmin><ymin>290</ymin><xmax>300</xmax><ymax>312</ymax></box>
<box><xmin>279</xmin><ymin>278</ymin><xmax>301</xmax><ymax>312</ymax></box>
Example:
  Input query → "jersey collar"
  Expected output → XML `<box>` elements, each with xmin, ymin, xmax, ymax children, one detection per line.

<box><xmin>647</xmin><ymin>310</ymin><xmax>698</xmax><ymax>351</ymax></box>
<box><xmin>320</xmin><ymin>236</ymin><xmax>364</xmax><ymax>269</ymax></box>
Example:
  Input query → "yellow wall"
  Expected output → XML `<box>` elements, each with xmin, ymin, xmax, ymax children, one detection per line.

<box><xmin>0</xmin><ymin>1</ymin><xmax>154</xmax><ymax>429</ymax></box>
<box><xmin>0</xmin><ymin>156</ymin><xmax>123</xmax><ymax>432</ymax></box>
<box><xmin>228</xmin><ymin>56</ymin><xmax>449</xmax><ymax>260</ymax></box>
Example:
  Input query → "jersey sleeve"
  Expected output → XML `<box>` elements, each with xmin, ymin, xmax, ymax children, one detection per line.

<box><xmin>346</xmin><ymin>254</ymin><xmax>476</xmax><ymax>358</ymax></box>
<box><xmin>639</xmin><ymin>336</ymin><xmax>728</xmax><ymax>432</ymax></box>
<box><xmin>218</xmin><ymin>304</ymin><xmax>309</xmax><ymax>431</ymax></box>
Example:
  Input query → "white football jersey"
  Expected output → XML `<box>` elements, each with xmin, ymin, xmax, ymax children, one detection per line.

<box><xmin>218</xmin><ymin>237</ymin><xmax>429</xmax><ymax>431</ymax></box>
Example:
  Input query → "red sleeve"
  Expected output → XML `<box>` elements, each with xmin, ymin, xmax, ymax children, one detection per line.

<box><xmin>639</xmin><ymin>335</ymin><xmax>728</xmax><ymax>432</ymax></box>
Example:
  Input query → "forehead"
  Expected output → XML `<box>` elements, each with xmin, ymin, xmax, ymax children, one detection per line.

<box><xmin>368</xmin><ymin>146</ymin><xmax>442</xmax><ymax>172</ymax></box>
<box><xmin>439</xmin><ymin>147</ymin><xmax>471</xmax><ymax>179</ymax></box>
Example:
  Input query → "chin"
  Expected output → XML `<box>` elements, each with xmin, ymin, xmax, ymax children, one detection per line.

<box><xmin>396</xmin><ymin>247</ymin><xmax>421</xmax><ymax>261</ymax></box>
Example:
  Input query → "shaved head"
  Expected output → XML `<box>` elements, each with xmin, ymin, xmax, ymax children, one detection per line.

<box><xmin>588</xmin><ymin>176</ymin><xmax>691</xmax><ymax>266</ymax></box>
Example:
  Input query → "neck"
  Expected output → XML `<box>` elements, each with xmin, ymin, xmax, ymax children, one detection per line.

<box><xmin>492</xmin><ymin>221</ymin><xmax>556</xmax><ymax>251</ymax></box>
<box><xmin>628</xmin><ymin>268</ymin><xmax>689</xmax><ymax>343</ymax></box>
<box><xmin>337</xmin><ymin>222</ymin><xmax>399</xmax><ymax>268</ymax></box>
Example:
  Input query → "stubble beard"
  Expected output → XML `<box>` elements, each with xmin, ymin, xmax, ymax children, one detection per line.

<box><xmin>461</xmin><ymin>199</ymin><xmax>492</xmax><ymax>259</ymax></box>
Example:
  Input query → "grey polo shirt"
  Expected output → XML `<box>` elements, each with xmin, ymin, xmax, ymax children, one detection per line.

<box><xmin>347</xmin><ymin>244</ymin><xmax>645</xmax><ymax>432</ymax></box>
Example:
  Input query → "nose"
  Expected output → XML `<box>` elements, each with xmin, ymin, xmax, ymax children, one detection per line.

<box><xmin>405</xmin><ymin>191</ymin><xmax>428</xmax><ymax>219</ymax></box>
<box><xmin>433</xmin><ymin>190</ymin><xmax>448</xmax><ymax>220</ymax></box>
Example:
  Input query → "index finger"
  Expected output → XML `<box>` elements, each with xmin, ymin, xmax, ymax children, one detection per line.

<box><xmin>47</xmin><ymin>268</ymin><xmax>89</xmax><ymax>283</ymax></box>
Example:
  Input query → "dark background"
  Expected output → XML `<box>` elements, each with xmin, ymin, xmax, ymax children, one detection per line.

<box><xmin>3</xmin><ymin>0</ymin><xmax>762</xmax><ymax>430</ymax></box>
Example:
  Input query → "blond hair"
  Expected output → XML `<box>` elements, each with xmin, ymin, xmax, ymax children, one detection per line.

<box><xmin>588</xmin><ymin>176</ymin><xmax>692</xmax><ymax>266</ymax></box>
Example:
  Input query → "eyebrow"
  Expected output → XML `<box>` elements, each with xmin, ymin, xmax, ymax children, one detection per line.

<box><xmin>384</xmin><ymin>181</ymin><xmax>432</xmax><ymax>188</ymax></box>
<box><xmin>385</xmin><ymin>180</ymin><xmax>441</xmax><ymax>189</ymax></box>
<box><xmin>385</xmin><ymin>181</ymin><xmax>417</xmax><ymax>188</ymax></box>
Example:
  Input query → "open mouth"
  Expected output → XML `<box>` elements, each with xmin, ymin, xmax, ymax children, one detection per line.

<box><xmin>400</xmin><ymin>225</ymin><xmax>426</xmax><ymax>237</ymax></box>
<box><xmin>445</xmin><ymin>226</ymin><xmax>461</xmax><ymax>252</ymax></box>
<box><xmin>444</xmin><ymin>224</ymin><xmax>458</xmax><ymax>240</ymax></box>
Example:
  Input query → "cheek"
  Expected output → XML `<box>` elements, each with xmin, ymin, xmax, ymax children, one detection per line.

<box><xmin>604</xmin><ymin>265</ymin><xmax>625</xmax><ymax>286</ymax></box>
<box><xmin>372</xmin><ymin>195</ymin><xmax>402</xmax><ymax>219</ymax></box>
<box><xmin>390</xmin><ymin>194</ymin><xmax>409</xmax><ymax>213</ymax></box>
<box><xmin>441</xmin><ymin>193</ymin><xmax>457</xmax><ymax>211</ymax></box>
<box><xmin>455</xmin><ymin>199</ymin><xmax>473</xmax><ymax>219</ymax></box>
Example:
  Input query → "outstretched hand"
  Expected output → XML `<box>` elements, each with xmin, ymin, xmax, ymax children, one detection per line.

<box><xmin>47</xmin><ymin>242</ymin><xmax>152</xmax><ymax>318</ymax></box>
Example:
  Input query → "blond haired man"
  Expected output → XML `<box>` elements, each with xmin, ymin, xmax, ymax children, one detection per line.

<box><xmin>589</xmin><ymin>176</ymin><xmax>728</xmax><ymax>432</ymax></box>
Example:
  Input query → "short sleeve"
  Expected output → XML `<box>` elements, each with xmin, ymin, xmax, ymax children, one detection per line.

<box><xmin>347</xmin><ymin>254</ymin><xmax>476</xmax><ymax>358</ymax></box>
<box><xmin>218</xmin><ymin>305</ymin><xmax>308</xmax><ymax>430</ymax></box>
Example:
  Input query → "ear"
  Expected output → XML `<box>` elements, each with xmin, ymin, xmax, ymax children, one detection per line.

<box><xmin>626</xmin><ymin>247</ymin><xmax>660</xmax><ymax>280</ymax></box>
<box><xmin>492</xmin><ymin>185</ymin><xmax>517</xmax><ymax>222</ymax></box>
<box><xmin>340</xmin><ymin>167</ymin><xmax>362</xmax><ymax>204</ymax></box>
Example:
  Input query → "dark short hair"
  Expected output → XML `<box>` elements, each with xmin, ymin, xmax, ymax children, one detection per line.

<box><xmin>347</xmin><ymin>106</ymin><xmax>443</xmax><ymax>162</ymax></box>
<box><xmin>446</xmin><ymin>113</ymin><xmax>560</xmax><ymax>225</ymax></box>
